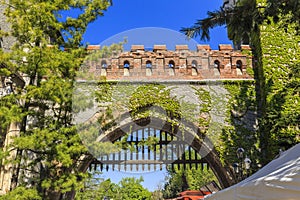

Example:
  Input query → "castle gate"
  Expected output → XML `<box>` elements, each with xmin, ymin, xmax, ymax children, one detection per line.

<box><xmin>73</xmin><ymin>43</ymin><xmax>253</xmax><ymax>189</ymax></box>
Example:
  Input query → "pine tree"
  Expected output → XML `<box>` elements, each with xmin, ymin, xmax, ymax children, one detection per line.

<box><xmin>0</xmin><ymin>0</ymin><xmax>112</xmax><ymax>199</ymax></box>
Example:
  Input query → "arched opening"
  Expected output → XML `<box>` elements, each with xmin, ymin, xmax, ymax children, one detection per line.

<box><xmin>101</xmin><ymin>60</ymin><xmax>108</xmax><ymax>68</ymax></box>
<box><xmin>236</xmin><ymin>60</ymin><xmax>243</xmax><ymax>75</ymax></box>
<box><xmin>168</xmin><ymin>60</ymin><xmax>175</xmax><ymax>68</ymax></box>
<box><xmin>146</xmin><ymin>60</ymin><xmax>152</xmax><ymax>76</ymax></box>
<box><xmin>146</xmin><ymin>60</ymin><xmax>152</xmax><ymax>68</ymax></box>
<box><xmin>97</xmin><ymin>128</ymin><xmax>209</xmax><ymax>172</ymax></box>
<box><xmin>123</xmin><ymin>60</ymin><xmax>130</xmax><ymax>76</ymax></box>
<box><xmin>213</xmin><ymin>60</ymin><xmax>220</xmax><ymax>76</ymax></box>
<box><xmin>191</xmin><ymin>60</ymin><xmax>198</xmax><ymax>76</ymax></box>
<box><xmin>168</xmin><ymin>60</ymin><xmax>175</xmax><ymax>76</ymax></box>
<box><xmin>78</xmin><ymin>116</ymin><xmax>235</xmax><ymax>191</ymax></box>
<box><xmin>101</xmin><ymin>60</ymin><xmax>108</xmax><ymax>76</ymax></box>
<box><xmin>124</xmin><ymin>60</ymin><xmax>130</xmax><ymax>68</ymax></box>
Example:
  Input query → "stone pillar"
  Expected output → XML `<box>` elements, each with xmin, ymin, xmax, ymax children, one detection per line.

<box><xmin>0</xmin><ymin>122</ymin><xmax>20</xmax><ymax>194</ymax></box>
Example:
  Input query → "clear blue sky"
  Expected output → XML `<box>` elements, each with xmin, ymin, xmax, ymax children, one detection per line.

<box><xmin>82</xmin><ymin>0</ymin><xmax>231</xmax><ymax>50</ymax></box>
<box><xmin>79</xmin><ymin>0</ymin><xmax>230</xmax><ymax>192</ymax></box>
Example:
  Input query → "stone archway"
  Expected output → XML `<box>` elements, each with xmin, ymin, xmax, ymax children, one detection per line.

<box><xmin>77</xmin><ymin>112</ymin><xmax>235</xmax><ymax>189</ymax></box>
<box><xmin>69</xmin><ymin>79</ymin><xmax>241</xmax><ymax>200</ymax></box>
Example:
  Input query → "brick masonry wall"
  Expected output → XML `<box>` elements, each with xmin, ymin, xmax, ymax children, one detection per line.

<box><xmin>85</xmin><ymin>44</ymin><xmax>253</xmax><ymax>81</ymax></box>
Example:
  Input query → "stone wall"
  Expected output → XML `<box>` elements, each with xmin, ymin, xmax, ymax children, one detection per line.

<box><xmin>0</xmin><ymin>3</ymin><xmax>16</xmax><ymax>51</ymax></box>
<box><xmin>84</xmin><ymin>44</ymin><xmax>253</xmax><ymax>81</ymax></box>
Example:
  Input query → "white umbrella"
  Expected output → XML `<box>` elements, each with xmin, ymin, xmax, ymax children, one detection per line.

<box><xmin>205</xmin><ymin>143</ymin><xmax>300</xmax><ymax>200</ymax></box>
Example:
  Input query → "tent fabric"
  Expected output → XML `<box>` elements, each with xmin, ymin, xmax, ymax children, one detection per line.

<box><xmin>205</xmin><ymin>143</ymin><xmax>300</xmax><ymax>200</ymax></box>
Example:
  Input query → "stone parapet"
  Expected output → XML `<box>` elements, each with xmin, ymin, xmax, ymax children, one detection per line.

<box><xmin>82</xmin><ymin>44</ymin><xmax>253</xmax><ymax>81</ymax></box>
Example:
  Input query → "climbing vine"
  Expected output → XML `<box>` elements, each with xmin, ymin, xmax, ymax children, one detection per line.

<box><xmin>260</xmin><ymin>17</ymin><xmax>300</xmax><ymax>157</ymax></box>
<box><xmin>220</xmin><ymin>81</ymin><xmax>259</xmax><ymax>171</ymax></box>
<box><xmin>129</xmin><ymin>84</ymin><xmax>181</xmax><ymax>121</ymax></box>
<box><xmin>195</xmin><ymin>87</ymin><xmax>211</xmax><ymax>130</ymax></box>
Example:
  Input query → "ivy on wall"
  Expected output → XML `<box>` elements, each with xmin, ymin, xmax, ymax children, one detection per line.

<box><xmin>260</xmin><ymin>18</ymin><xmax>300</xmax><ymax>157</ymax></box>
<box><xmin>129</xmin><ymin>84</ymin><xmax>181</xmax><ymax>121</ymax></box>
<box><xmin>92</xmin><ymin>80</ymin><xmax>259</xmax><ymax>170</ymax></box>
<box><xmin>221</xmin><ymin>81</ymin><xmax>259</xmax><ymax>173</ymax></box>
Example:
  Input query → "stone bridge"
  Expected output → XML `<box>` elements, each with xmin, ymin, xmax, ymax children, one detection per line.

<box><xmin>73</xmin><ymin>43</ymin><xmax>254</xmax><ymax>189</ymax></box>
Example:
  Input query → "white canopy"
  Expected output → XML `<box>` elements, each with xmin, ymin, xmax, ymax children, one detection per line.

<box><xmin>205</xmin><ymin>143</ymin><xmax>300</xmax><ymax>200</ymax></box>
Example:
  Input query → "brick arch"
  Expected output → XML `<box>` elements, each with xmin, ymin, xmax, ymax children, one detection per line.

<box><xmin>101</xmin><ymin>60</ymin><xmax>108</xmax><ymax>68</ymax></box>
<box><xmin>123</xmin><ymin>60</ymin><xmax>130</xmax><ymax>68</ymax></box>
<box><xmin>77</xmin><ymin>111</ymin><xmax>235</xmax><ymax>189</ymax></box>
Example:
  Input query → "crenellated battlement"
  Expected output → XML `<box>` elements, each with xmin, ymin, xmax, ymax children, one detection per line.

<box><xmin>83</xmin><ymin>44</ymin><xmax>253</xmax><ymax>81</ymax></box>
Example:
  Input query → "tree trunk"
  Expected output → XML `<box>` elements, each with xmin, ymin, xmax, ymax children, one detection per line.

<box><xmin>250</xmin><ymin>27</ymin><xmax>269</xmax><ymax>165</ymax></box>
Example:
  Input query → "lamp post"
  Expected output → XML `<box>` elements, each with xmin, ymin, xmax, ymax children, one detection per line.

<box><xmin>244</xmin><ymin>156</ymin><xmax>251</xmax><ymax>177</ymax></box>
<box><xmin>233</xmin><ymin>147</ymin><xmax>251</xmax><ymax>181</ymax></box>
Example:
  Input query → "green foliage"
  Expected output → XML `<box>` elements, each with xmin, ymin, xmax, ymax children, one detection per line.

<box><xmin>151</xmin><ymin>190</ymin><xmax>164</xmax><ymax>200</ymax></box>
<box><xmin>78</xmin><ymin>41</ymin><xmax>125</xmax><ymax>80</ymax></box>
<box><xmin>129</xmin><ymin>84</ymin><xmax>181</xmax><ymax>120</ymax></box>
<box><xmin>221</xmin><ymin>82</ymin><xmax>259</xmax><ymax>171</ymax></box>
<box><xmin>246</xmin><ymin>66</ymin><xmax>254</xmax><ymax>76</ymax></box>
<box><xmin>265</xmin><ymin>0</ymin><xmax>300</xmax><ymax>33</ymax></box>
<box><xmin>72</xmin><ymin>82</ymin><xmax>95</xmax><ymax>114</ymax></box>
<box><xmin>118</xmin><ymin>177</ymin><xmax>152</xmax><ymax>200</ymax></box>
<box><xmin>260</xmin><ymin>17</ymin><xmax>300</xmax><ymax>157</ymax></box>
<box><xmin>0</xmin><ymin>95</ymin><xmax>24</xmax><ymax>129</ymax></box>
<box><xmin>85</xmin><ymin>40</ymin><xmax>126</xmax><ymax>61</ymax></box>
<box><xmin>0</xmin><ymin>186</ymin><xmax>41</xmax><ymax>200</ymax></box>
<box><xmin>181</xmin><ymin>0</ymin><xmax>300</xmax><ymax>43</ymax></box>
<box><xmin>3</xmin><ymin>0</ymin><xmax>111</xmax><ymax>47</ymax></box>
<box><xmin>79</xmin><ymin>124</ymin><xmax>120</xmax><ymax>157</ymax></box>
<box><xmin>95</xmin><ymin>81</ymin><xmax>116</xmax><ymax>104</ymax></box>
<box><xmin>75</xmin><ymin>176</ymin><xmax>119</xmax><ymax>200</ymax></box>
<box><xmin>163</xmin><ymin>145</ymin><xmax>218</xmax><ymax>198</ymax></box>
<box><xmin>76</xmin><ymin>176</ymin><xmax>152</xmax><ymax>200</ymax></box>
<box><xmin>195</xmin><ymin>87</ymin><xmax>211</xmax><ymax>129</ymax></box>
<box><xmin>180</xmin><ymin>0</ymin><xmax>258</xmax><ymax>43</ymax></box>
<box><xmin>0</xmin><ymin>0</ymin><xmax>112</xmax><ymax>198</ymax></box>
<box><xmin>181</xmin><ymin>0</ymin><xmax>300</xmax><ymax>167</ymax></box>
<box><xmin>163</xmin><ymin>166</ymin><xmax>217</xmax><ymax>199</ymax></box>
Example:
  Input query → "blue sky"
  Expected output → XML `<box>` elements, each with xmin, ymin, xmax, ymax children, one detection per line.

<box><xmin>80</xmin><ymin>0</ymin><xmax>231</xmax><ymax>192</ymax></box>
<box><xmin>82</xmin><ymin>0</ymin><xmax>231</xmax><ymax>50</ymax></box>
